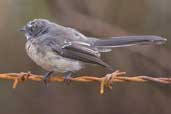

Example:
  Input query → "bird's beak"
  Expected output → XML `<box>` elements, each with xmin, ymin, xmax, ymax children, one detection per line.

<box><xmin>19</xmin><ymin>26</ymin><xmax>26</xmax><ymax>32</ymax></box>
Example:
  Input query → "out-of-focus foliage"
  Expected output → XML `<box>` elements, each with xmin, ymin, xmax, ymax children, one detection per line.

<box><xmin>0</xmin><ymin>0</ymin><xmax>171</xmax><ymax>114</ymax></box>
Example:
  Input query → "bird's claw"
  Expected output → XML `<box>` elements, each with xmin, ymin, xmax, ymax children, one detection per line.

<box><xmin>63</xmin><ymin>71</ymin><xmax>73</xmax><ymax>85</ymax></box>
<box><xmin>43</xmin><ymin>71</ymin><xmax>53</xmax><ymax>86</ymax></box>
<box><xmin>64</xmin><ymin>75</ymin><xmax>72</xmax><ymax>84</ymax></box>
<box><xmin>43</xmin><ymin>77</ymin><xmax>49</xmax><ymax>86</ymax></box>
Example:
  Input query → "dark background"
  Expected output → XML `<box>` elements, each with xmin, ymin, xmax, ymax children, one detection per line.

<box><xmin>0</xmin><ymin>0</ymin><xmax>171</xmax><ymax>114</ymax></box>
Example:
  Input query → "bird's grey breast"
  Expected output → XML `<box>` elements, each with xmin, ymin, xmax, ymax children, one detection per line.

<box><xmin>25</xmin><ymin>38</ymin><xmax>83</xmax><ymax>73</ymax></box>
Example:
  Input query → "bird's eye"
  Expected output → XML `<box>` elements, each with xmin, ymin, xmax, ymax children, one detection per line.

<box><xmin>30</xmin><ymin>24</ymin><xmax>37</xmax><ymax>32</ymax></box>
<box><xmin>30</xmin><ymin>26</ymin><xmax>34</xmax><ymax>32</ymax></box>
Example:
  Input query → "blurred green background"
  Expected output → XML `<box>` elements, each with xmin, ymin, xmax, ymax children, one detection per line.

<box><xmin>0</xmin><ymin>0</ymin><xmax>171</xmax><ymax>114</ymax></box>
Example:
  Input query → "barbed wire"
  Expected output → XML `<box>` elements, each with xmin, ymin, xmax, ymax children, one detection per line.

<box><xmin>0</xmin><ymin>70</ymin><xmax>170</xmax><ymax>94</ymax></box>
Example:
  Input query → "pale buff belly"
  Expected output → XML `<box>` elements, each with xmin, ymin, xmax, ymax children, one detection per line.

<box><xmin>26</xmin><ymin>42</ymin><xmax>83</xmax><ymax>73</ymax></box>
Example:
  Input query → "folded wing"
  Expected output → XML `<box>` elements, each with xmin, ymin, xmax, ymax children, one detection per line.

<box><xmin>46</xmin><ymin>40</ymin><xmax>113</xmax><ymax>71</ymax></box>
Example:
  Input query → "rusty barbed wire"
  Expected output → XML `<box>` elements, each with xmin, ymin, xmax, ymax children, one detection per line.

<box><xmin>0</xmin><ymin>70</ymin><xmax>170</xmax><ymax>94</ymax></box>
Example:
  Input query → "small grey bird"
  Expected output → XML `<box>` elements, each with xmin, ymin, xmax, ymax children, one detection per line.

<box><xmin>20</xmin><ymin>19</ymin><xmax>167</xmax><ymax>82</ymax></box>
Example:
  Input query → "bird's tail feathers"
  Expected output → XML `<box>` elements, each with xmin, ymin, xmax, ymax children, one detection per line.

<box><xmin>93</xmin><ymin>35</ymin><xmax>167</xmax><ymax>48</ymax></box>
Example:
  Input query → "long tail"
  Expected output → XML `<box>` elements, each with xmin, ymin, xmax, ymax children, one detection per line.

<box><xmin>93</xmin><ymin>35</ymin><xmax>167</xmax><ymax>48</ymax></box>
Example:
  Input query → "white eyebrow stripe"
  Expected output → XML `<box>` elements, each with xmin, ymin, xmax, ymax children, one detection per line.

<box><xmin>27</xmin><ymin>24</ymin><xmax>32</xmax><ymax>28</ymax></box>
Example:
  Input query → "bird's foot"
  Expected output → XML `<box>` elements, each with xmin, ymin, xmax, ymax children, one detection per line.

<box><xmin>43</xmin><ymin>71</ymin><xmax>53</xmax><ymax>86</ymax></box>
<box><xmin>64</xmin><ymin>75</ymin><xmax>72</xmax><ymax>84</ymax></box>
<box><xmin>64</xmin><ymin>71</ymin><xmax>73</xmax><ymax>84</ymax></box>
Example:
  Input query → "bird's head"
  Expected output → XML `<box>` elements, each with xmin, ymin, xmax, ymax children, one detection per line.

<box><xmin>20</xmin><ymin>19</ymin><xmax>50</xmax><ymax>40</ymax></box>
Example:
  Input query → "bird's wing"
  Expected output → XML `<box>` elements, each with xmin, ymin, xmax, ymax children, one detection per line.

<box><xmin>45</xmin><ymin>39</ymin><xmax>112</xmax><ymax>70</ymax></box>
<box><xmin>61</xmin><ymin>41</ymin><xmax>101</xmax><ymax>58</ymax></box>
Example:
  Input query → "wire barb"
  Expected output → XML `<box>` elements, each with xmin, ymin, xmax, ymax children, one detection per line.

<box><xmin>0</xmin><ymin>71</ymin><xmax>170</xmax><ymax>94</ymax></box>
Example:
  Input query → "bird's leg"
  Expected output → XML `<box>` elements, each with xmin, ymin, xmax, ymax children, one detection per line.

<box><xmin>43</xmin><ymin>71</ymin><xmax>54</xmax><ymax>86</ymax></box>
<box><xmin>64</xmin><ymin>71</ymin><xmax>73</xmax><ymax>84</ymax></box>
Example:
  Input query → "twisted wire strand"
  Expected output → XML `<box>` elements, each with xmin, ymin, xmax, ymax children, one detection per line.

<box><xmin>0</xmin><ymin>70</ymin><xmax>170</xmax><ymax>94</ymax></box>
